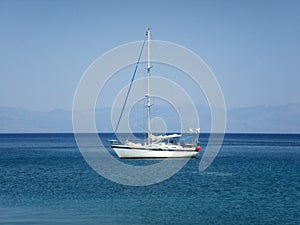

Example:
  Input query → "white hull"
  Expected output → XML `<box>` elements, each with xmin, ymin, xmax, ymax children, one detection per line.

<box><xmin>112</xmin><ymin>146</ymin><xmax>198</xmax><ymax>159</ymax></box>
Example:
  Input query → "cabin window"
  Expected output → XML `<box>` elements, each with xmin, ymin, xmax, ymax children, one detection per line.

<box><xmin>170</xmin><ymin>140</ymin><xmax>177</xmax><ymax>144</ymax></box>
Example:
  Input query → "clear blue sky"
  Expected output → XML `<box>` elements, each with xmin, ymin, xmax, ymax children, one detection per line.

<box><xmin>0</xmin><ymin>0</ymin><xmax>299</xmax><ymax>111</ymax></box>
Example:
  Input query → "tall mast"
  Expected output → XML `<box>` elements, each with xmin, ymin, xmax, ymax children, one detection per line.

<box><xmin>146</xmin><ymin>28</ymin><xmax>151</xmax><ymax>145</ymax></box>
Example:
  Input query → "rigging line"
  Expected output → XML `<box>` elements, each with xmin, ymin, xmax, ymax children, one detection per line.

<box><xmin>115</xmin><ymin>37</ymin><xmax>147</xmax><ymax>133</ymax></box>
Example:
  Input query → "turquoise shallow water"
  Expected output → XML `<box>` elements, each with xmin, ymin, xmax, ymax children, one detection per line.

<box><xmin>0</xmin><ymin>133</ymin><xmax>299</xmax><ymax>224</ymax></box>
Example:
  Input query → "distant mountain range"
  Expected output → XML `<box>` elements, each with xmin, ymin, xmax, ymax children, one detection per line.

<box><xmin>226</xmin><ymin>104</ymin><xmax>300</xmax><ymax>133</ymax></box>
<box><xmin>0</xmin><ymin>107</ymin><xmax>72</xmax><ymax>133</ymax></box>
<box><xmin>0</xmin><ymin>103</ymin><xmax>299</xmax><ymax>133</ymax></box>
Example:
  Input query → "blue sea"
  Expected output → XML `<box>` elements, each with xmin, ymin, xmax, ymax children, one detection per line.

<box><xmin>0</xmin><ymin>133</ymin><xmax>299</xmax><ymax>224</ymax></box>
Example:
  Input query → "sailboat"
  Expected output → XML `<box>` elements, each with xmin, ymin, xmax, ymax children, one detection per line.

<box><xmin>111</xmin><ymin>29</ymin><xmax>201</xmax><ymax>158</ymax></box>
